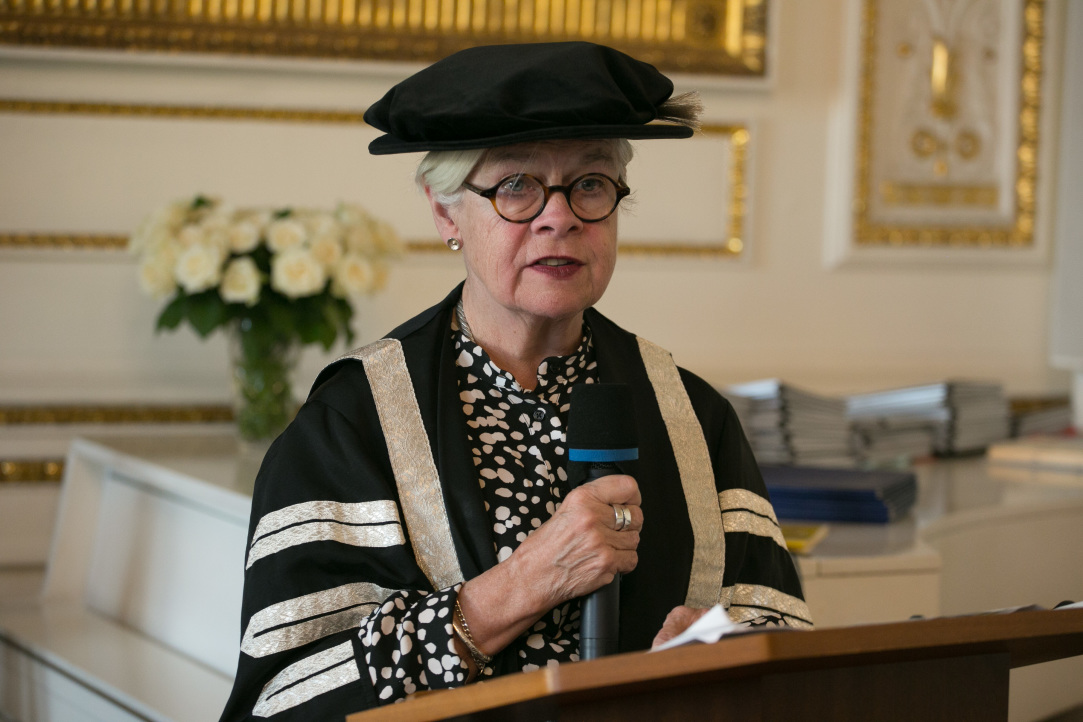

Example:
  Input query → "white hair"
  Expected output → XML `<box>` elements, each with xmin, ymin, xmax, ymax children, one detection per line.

<box><xmin>415</xmin><ymin>139</ymin><xmax>635</xmax><ymax>207</ymax></box>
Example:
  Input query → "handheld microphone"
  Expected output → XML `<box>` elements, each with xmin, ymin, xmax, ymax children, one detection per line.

<box><xmin>565</xmin><ymin>383</ymin><xmax>639</xmax><ymax>661</ymax></box>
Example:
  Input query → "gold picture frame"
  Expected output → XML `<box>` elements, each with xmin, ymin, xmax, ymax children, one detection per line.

<box><xmin>0</xmin><ymin>0</ymin><xmax>769</xmax><ymax>76</ymax></box>
<box><xmin>851</xmin><ymin>0</ymin><xmax>1046</xmax><ymax>248</ymax></box>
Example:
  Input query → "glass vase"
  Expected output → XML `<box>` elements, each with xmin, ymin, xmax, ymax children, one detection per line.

<box><xmin>228</xmin><ymin>319</ymin><xmax>300</xmax><ymax>447</ymax></box>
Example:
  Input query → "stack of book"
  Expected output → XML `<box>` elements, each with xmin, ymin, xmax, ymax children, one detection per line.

<box><xmin>760</xmin><ymin>464</ymin><xmax>918</xmax><ymax>524</ymax></box>
<box><xmin>725</xmin><ymin>379</ymin><xmax>852</xmax><ymax>467</ymax></box>
<box><xmin>846</xmin><ymin>381</ymin><xmax>1010</xmax><ymax>456</ymax></box>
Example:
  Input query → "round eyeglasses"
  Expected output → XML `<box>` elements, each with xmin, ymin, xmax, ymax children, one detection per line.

<box><xmin>461</xmin><ymin>173</ymin><xmax>631</xmax><ymax>224</ymax></box>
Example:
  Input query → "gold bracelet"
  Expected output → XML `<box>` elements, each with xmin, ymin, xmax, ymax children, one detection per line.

<box><xmin>452</xmin><ymin>600</ymin><xmax>492</xmax><ymax>669</ymax></box>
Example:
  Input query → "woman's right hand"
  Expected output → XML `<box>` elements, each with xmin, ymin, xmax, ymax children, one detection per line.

<box><xmin>507</xmin><ymin>474</ymin><xmax>643</xmax><ymax>611</ymax></box>
<box><xmin>454</xmin><ymin>474</ymin><xmax>642</xmax><ymax>663</ymax></box>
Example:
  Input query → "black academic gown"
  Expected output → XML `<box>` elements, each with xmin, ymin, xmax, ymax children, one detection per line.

<box><xmin>220</xmin><ymin>284</ymin><xmax>808</xmax><ymax>720</ymax></box>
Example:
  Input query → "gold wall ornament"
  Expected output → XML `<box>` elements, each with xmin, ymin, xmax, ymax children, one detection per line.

<box><xmin>0</xmin><ymin>0</ymin><xmax>770</xmax><ymax>76</ymax></box>
<box><xmin>0</xmin><ymin>458</ymin><xmax>65</xmax><ymax>483</ymax></box>
<box><xmin>0</xmin><ymin>101</ymin><xmax>749</xmax><ymax>256</ymax></box>
<box><xmin>0</xmin><ymin>403</ymin><xmax>234</xmax><ymax>425</ymax></box>
<box><xmin>853</xmin><ymin>0</ymin><xmax>1045</xmax><ymax>247</ymax></box>
<box><xmin>0</xmin><ymin>403</ymin><xmax>235</xmax><ymax>483</ymax></box>
<box><xmin>0</xmin><ymin>100</ymin><xmax>369</xmax><ymax>124</ymax></box>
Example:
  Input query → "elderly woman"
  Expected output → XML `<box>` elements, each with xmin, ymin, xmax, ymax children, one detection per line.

<box><xmin>220</xmin><ymin>42</ymin><xmax>809</xmax><ymax>720</ymax></box>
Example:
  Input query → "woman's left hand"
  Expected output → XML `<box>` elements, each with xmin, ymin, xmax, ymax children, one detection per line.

<box><xmin>651</xmin><ymin>605</ymin><xmax>712</xmax><ymax>649</ymax></box>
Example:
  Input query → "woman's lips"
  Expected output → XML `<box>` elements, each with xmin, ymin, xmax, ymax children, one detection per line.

<box><xmin>531</xmin><ymin>257</ymin><xmax>582</xmax><ymax>278</ymax></box>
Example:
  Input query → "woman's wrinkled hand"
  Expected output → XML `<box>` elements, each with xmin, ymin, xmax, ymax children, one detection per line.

<box><xmin>508</xmin><ymin>474</ymin><xmax>642</xmax><ymax>612</ymax></box>
<box><xmin>651</xmin><ymin>605</ymin><xmax>712</xmax><ymax>649</ymax></box>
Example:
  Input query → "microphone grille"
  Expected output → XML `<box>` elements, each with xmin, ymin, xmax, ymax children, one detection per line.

<box><xmin>566</xmin><ymin>383</ymin><xmax>638</xmax><ymax>451</ymax></box>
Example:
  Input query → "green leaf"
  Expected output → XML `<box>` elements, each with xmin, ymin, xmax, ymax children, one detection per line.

<box><xmin>296</xmin><ymin>298</ymin><xmax>331</xmax><ymax>347</ymax></box>
<box><xmin>264</xmin><ymin>291</ymin><xmax>300</xmax><ymax>341</ymax></box>
<box><xmin>156</xmin><ymin>295</ymin><xmax>188</xmax><ymax>332</ymax></box>
<box><xmin>251</xmin><ymin>246</ymin><xmax>273</xmax><ymax>273</ymax></box>
<box><xmin>321</xmin><ymin>297</ymin><xmax>353</xmax><ymax>349</ymax></box>
<box><xmin>186</xmin><ymin>291</ymin><xmax>228</xmax><ymax>337</ymax></box>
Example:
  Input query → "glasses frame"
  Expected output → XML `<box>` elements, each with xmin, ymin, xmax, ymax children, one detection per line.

<box><xmin>461</xmin><ymin>173</ymin><xmax>631</xmax><ymax>224</ymax></box>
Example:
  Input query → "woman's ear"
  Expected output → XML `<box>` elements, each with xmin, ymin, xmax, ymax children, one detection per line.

<box><xmin>425</xmin><ymin>187</ymin><xmax>461</xmax><ymax>242</ymax></box>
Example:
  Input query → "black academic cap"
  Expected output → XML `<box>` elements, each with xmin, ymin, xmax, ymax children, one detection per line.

<box><xmin>363</xmin><ymin>42</ymin><xmax>695</xmax><ymax>155</ymax></box>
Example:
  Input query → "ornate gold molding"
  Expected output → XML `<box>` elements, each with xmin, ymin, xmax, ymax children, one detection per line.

<box><xmin>0</xmin><ymin>232</ymin><xmax>469</xmax><ymax>253</ymax></box>
<box><xmin>0</xmin><ymin>232</ymin><xmax>128</xmax><ymax>250</ymax></box>
<box><xmin>0</xmin><ymin>0</ymin><xmax>768</xmax><ymax>76</ymax></box>
<box><xmin>0</xmin><ymin>403</ymin><xmax>235</xmax><ymax>483</ymax></box>
<box><xmin>0</xmin><ymin>403</ymin><xmax>233</xmax><ymax>424</ymax></box>
<box><xmin>853</xmin><ymin>0</ymin><xmax>1044</xmax><ymax>247</ymax></box>
<box><xmin>0</xmin><ymin>106</ymin><xmax>748</xmax><ymax>255</ymax></box>
<box><xmin>0</xmin><ymin>458</ymin><xmax>65</xmax><ymax>482</ymax></box>
<box><xmin>0</xmin><ymin>99</ymin><xmax>368</xmax><ymax>124</ymax></box>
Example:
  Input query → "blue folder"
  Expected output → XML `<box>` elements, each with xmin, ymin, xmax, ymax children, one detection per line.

<box><xmin>760</xmin><ymin>465</ymin><xmax>917</xmax><ymax>523</ymax></box>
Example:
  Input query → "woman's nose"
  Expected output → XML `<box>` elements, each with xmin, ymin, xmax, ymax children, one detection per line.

<box><xmin>532</xmin><ymin>190</ymin><xmax>583</xmax><ymax>231</ymax></box>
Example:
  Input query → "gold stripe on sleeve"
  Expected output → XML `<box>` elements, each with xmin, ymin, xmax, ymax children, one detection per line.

<box><xmin>343</xmin><ymin>339</ymin><xmax>465</xmax><ymax>591</ymax></box>
<box><xmin>251</xmin><ymin>500</ymin><xmax>401</xmax><ymax>544</ymax></box>
<box><xmin>719</xmin><ymin>488</ymin><xmax>779</xmax><ymax>524</ymax></box>
<box><xmin>253</xmin><ymin>641</ymin><xmax>359</xmax><ymax>717</ymax></box>
<box><xmin>636</xmin><ymin>337</ymin><xmax>726</xmax><ymax>609</ymax></box>
<box><xmin>245</xmin><ymin>500</ymin><xmax>405</xmax><ymax>568</ymax></box>
<box><xmin>722</xmin><ymin>510</ymin><xmax>788</xmax><ymax>550</ymax></box>
<box><xmin>242</xmin><ymin>582</ymin><xmax>399</xmax><ymax>658</ymax></box>
<box><xmin>246</xmin><ymin>521</ymin><xmax>404</xmax><ymax>569</ymax></box>
<box><xmin>723</xmin><ymin>583</ymin><xmax>814</xmax><ymax>628</ymax></box>
<box><xmin>718</xmin><ymin>489</ymin><xmax>788</xmax><ymax>551</ymax></box>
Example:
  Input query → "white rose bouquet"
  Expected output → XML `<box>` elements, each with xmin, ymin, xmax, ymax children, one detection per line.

<box><xmin>129</xmin><ymin>195</ymin><xmax>401</xmax><ymax>440</ymax></box>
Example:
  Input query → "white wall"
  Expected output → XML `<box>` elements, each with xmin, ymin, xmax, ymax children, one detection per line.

<box><xmin>0</xmin><ymin>0</ymin><xmax>1076</xmax><ymax>407</ymax></box>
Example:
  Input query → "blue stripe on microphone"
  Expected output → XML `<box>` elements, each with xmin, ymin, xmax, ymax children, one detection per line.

<box><xmin>567</xmin><ymin>448</ymin><xmax>639</xmax><ymax>463</ymax></box>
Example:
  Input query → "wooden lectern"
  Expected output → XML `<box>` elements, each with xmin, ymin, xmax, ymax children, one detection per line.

<box><xmin>347</xmin><ymin>608</ymin><xmax>1083</xmax><ymax>721</ymax></box>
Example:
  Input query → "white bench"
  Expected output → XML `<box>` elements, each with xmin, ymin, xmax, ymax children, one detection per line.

<box><xmin>0</xmin><ymin>433</ymin><xmax>252</xmax><ymax>722</ymax></box>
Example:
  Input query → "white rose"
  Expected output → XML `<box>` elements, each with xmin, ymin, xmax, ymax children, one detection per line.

<box><xmin>303</xmin><ymin>210</ymin><xmax>338</xmax><ymax>237</ymax></box>
<box><xmin>219</xmin><ymin>257</ymin><xmax>262</xmax><ymax>306</ymax></box>
<box><xmin>137</xmin><ymin>249</ymin><xmax>178</xmax><ymax>299</ymax></box>
<box><xmin>266</xmin><ymin>218</ymin><xmax>307</xmax><ymax>253</ymax></box>
<box><xmin>236</xmin><ymin>209</ymin><xmax>272</xmax><ymax>227</ymax></box>
<box><xmin>335</xmin><ymin>203</ymin><xmax>369</xmax><ymax>227</ymax></box>
<box><xmin>310</xmin><ymin>232</ymin><xmax>344</xmax><ymax>269</ymax></box>
<box><xmin>331</xmin><ymin>253</ymin><xmax>375</xmax><ymax>297</ymax></box>
<box><xmin>129</xmin><ymin>223</ymin><xmax>172</xmax><ymax>256</ymax></box>
<box><xmin>202</xmin><ymin>211</ymin><xmax>231</xmax><ymax>233</ymax></box>
<box><xmin>228</xmin><ymin>221</ymin><xmax>262</xmax><ymax>253</ymax></box>
<box><xmin>174</xmin><ymin>243</ymin><xmax>223</xmax><ymax>293</ymax></box>
<box><xmin>271</xmin><ymin>248</ymin><xmax>326</xmax><ymax>298</ymax></box>
<box><xmin>202</xmin><ymin>227</ymin><xmax>231</xmax><ymax>259</ymax></box>
<box><xmin>130</xmin><ymin>201</ymin><xmax>186</xmax><ymax>254</ymax></box>
<box><xmin>178</xmin><ymin>224</ymin><xmax>206</xmax><ymax>247</ymax></box>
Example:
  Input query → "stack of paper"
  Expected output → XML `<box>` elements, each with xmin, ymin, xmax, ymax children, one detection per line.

<box><xmin>1008</xmin><ymin>396</ymin><xmax>1073</xmax><ymax>437</ymax></box>
<box><xmin>846</xmin><ymin>381</ymin><xmax>1010</xmax><ymax>456</ymax></box>
<box><xmin>725</xmin><ymin>379</ymin><xmax>852</xmax><ymax>467</ymax></box>
<box><xmin>760</xmin><ymin>464</ymin><xmax>917</xmax><ymax>524</ymax></box>
<box><xmin>849</xmin><ymin>417</ymin><xmax>937</xmax><ymax>466</ymax></box>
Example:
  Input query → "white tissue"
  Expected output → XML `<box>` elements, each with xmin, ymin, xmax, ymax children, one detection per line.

<box><xmin>650</xmin><ymin>604</ymin><xmax>739</xmax><ymax>652</ymax></box>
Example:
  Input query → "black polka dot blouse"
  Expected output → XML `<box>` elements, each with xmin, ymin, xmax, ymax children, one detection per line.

<box><xmin>358</xmin><ymin>319</ymin><xmax>598</xmax><ymax>704</ymax></box>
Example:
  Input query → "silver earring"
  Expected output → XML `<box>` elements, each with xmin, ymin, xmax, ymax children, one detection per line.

<box><xmin>446</xmin><ymin>238</ymin><xmax>462</xmax><ymax>251</ymax></box>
